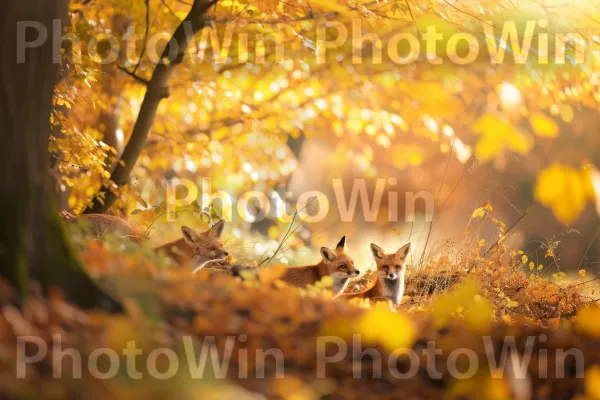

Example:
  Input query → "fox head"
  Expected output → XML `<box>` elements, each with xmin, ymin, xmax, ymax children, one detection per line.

<box><xmin>181</xmin><ymin>219</ymin><xmax>229</xmax><ymax>267</ymax></box>
<box><xmin>370</xmin><ymin>242</ymin><xmax>411</xmax><ymax>281</ymax></box>
<box><xmin>320</xmin><ymin>236</ymin><xmax>360</xmax><ymax>279</ymax></box>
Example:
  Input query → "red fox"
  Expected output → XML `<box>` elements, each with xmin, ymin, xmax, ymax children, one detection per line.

<box><xmin>156</xmin><ymin>219</ymin><xmax>229</xmax><ymax>271</ymax></box>
<box><xmin>279</xmin><ymin>236</ymin><xmax>360</xmax><ymax>297</ymax></box>
<box><xmin>345</xmin><ymin>242</ymin><xmax>411</xmax><ymax>307</ymax></box>
<box><xmin>70</xmin><ymin>214</ymin><xmax>141</xmax><ymax>242</ymax></box>
<box><xmin>72</xmin><ymin>214</ymin><xmax>229</xmax><ymax>270</ymax></box>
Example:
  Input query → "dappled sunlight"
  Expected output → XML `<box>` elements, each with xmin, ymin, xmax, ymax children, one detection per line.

<box><xmin>3</xmin><ymin>0</ymin><xmax>600</xmax><ymax>398</ymax></box>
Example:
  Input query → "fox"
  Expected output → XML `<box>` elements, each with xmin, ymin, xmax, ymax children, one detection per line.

<box><xmin>71</xmin><ymin>214</ymin><xmax>142</xmax><ymax>242</ymax></box>
<box><xmin>71</xmin><ymin>214</ymin><xmax>229</xmax><ymax>271</ymax></box>
<box><xmin>345</xmin><ymin>242</ymin><xmax>411</xmax><ymax>308</ymax></box>
<box><xmin>279</xmin><ymin>236</ymin><xmax>360</xmax><ymax>297</ymax></box>
<box><xmin>156</xmin><ymin>219</ymin><xmax>229</xmax><ymax>271</ymax></box>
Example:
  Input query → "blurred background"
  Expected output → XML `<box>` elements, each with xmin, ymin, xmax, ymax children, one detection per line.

<box><xmin>51</xmin><ymin>0</ymin><xmax>600</xmax><ymax>278</ymax></box>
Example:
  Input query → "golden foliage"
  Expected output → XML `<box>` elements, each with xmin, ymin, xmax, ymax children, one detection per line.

<box><xmin>587</xmin><ymin>365</ymin><xmax>600</xmax><ymax>400</ymax></box>
<box><xmin>353</xmin><ymin>304</ymin><xmax>417</xmax><ymax>352</ymax></box>
<box><xmin>472</xmin><ymin>114</ymin><xmax>532</xmax><ymax>162</ymax></box>
<box><xmin>430</xmin><ymin>279</ymin><xmax>494</xmax><ymax>334</ymax></box>
<box><xmin>534</xmin><ymin>164</ymin><xmax>596</xmax><ymax>225</ymax></box>
<box><xmin>529</xmin><ymin>112</ymin><xmax>559</xmax><ymax>137</ymax></box>
<box><xmin>575</xmin><ymin>306</ymin><xmax>600</xmax><ymax>338</ymax></box>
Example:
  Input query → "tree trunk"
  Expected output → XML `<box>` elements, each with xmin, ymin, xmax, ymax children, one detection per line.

<box><xmin>84</xmin><ymin>0</ymin><xmax>217</xmax><ymax>214</ymax></box>
<box><xmin>0</xmin><ymin>0</ymin><xmax>122</xmax><ymax>311</ymax></box>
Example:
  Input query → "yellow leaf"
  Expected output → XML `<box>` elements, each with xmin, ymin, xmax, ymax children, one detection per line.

<box><xmin>131</xmin><ymin>192</ymin><xmax>148</xmax><ymax>208</ymax></box>
<box><xmin>575</xmin><ymin>306</ymin><xmax>600</xmax><ymax>338</ymax></box>
<box><xmin>590</xmin><ymin>166</ymin><xmax>600</xmax><ymax>215</ymax></box>
<box><xmin>529</xmin><ymin>112</ymin><xmax>558</xmax><ymax>137</ymax></box>
<box><xmin>431</xmin><ymin>279</ymin><xmax>493</xmax><ymax>333</ymax></box>
<box><xmin>317</xmin><ymin>275</ymin><xmax>334</xmax><ymax>288</ymax></box>
<box><xmin>136</xmin><ymin>209</ymin><xmax>156</xmax><ymax>224</ymax></box>
<box><xmin>485</xmin><ymin>377</ymin><xmax>512</xmax><ymax>400</ymax></box>
<box><xmin>259</xmin><ymin>264</ymin><xmax>287</xmax><ymax>285</ymax></box>
<box><xmin>471</xmin><ymin>207</ymin><xmax>486</xmax><ymax>219</ymax></box>
<box><xmin>322</xmin><ymin>304</ymin><xmax>417</xmax><ymax>353</ymax></box>
<box><xmin>391</xmin><ymin>143</ymin><xmax>423</xmax><ymax>169</ymax></box>
<box><xmin>354</xmin><ymin>304</ymin><xmax>417</xmax><ymax>352</ymax></box>
<box><xmin>534</xmin><ymin>163</ymin><xmax>593</xmax><ymax>225</ymax></box>
<box><xmin>267</xmin><ymin>225</ymin><xmax>280</xmax><ymax>239</ymax></box>
<box><xmin>472</xmin><ymin>114</ymin><xmax>533</xmax><ymax>161</ymax></box>
<box><xmin>586</xmin><ymin>365</ymin><xmax>600</xmax><ymax>400</ymax></box>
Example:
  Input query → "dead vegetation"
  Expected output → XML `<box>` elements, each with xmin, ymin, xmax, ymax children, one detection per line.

<box><xmin>2</xmin><ymin>211</ymin><xmax>598</xmax><ymax>399</ymax></box>
<box><xmin>0</xmin><ymin>248</ymin><xmax>599</xmax><ymax>400</ymax></box>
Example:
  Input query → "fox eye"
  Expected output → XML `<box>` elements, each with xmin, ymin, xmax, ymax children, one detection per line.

<box><xmin>339</xmin><ymin>265</ymin><xmax>347</xmax><ymax>269</ymax></box>
<box><xmin>382</xmin><ymin>265</ymin><xmax>389</xmax><ymax>271</ymax></box>
<box><xmin>395</xmin><ymin>265</ymin><xmax>401</xmax><ymax>269</ymax></box>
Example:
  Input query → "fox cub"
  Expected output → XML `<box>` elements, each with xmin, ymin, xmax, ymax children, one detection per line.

<box><xmin>280</xmin><ymin>236</ymin><xmax>360</xmax><ymax>297</ymax></box>
<box><xmin>156</xmin><ymin>219</ymin><xmax>229</xmax><ymax>270</ymax></box>
<box><xmin>74</xmin><ymin>214</ymin><xmax>229</xmax><ymax>270</ymax></box>
<box><xmin>71</xmin><ymin>214</ymin><xmax>141</xmax><ymax>242</ymax></box>
<box><xmin>346</xmin><ymin>242</ymin><xmax>411</xmax><ymax>307</ymax></box>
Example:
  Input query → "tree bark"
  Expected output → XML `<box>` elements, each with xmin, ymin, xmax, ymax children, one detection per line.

<box><xmin>84</xmin><ymin>0</ymin><xmax>218</xmax><ymax>214</ymax></box>
<box><xmin>0</xmin><ymin>0</ymin><xmax>122</xmax><ymax>311</ymax></box>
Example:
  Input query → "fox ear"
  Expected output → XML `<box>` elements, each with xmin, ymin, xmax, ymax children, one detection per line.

<box><xmin>320</xmin><ymin>247</ymin><xmax>337</xmax><ymax>262</ymax></box>
<box><xmin>395</xmin><ymin>243</ymin><xmax>411</xmax><ymax>260</ymax></box>
<box><xmin>181</xmin><ymin>226</ymin><xmax>201</xmax><ymax>246</ymax></box>
<box><xmin>370</xmin><ymin>243</ymin><xmax>385</xmax><ymax>259</ymax></box>
<box><xmin>207</xmin><ymin>219</ymin><xmax>225</xmax><ymax>239</ymax></box>
<box><xmin>335</xmin><ymin>236</ymin><xmax>346</xmax><ymax>252</ymax></box>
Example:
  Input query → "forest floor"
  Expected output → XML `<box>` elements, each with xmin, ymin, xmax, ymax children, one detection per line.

<box><xmin>1</xmin><ymin>238</ymin><xmax>600</xmax><ymax>400</ymax></box>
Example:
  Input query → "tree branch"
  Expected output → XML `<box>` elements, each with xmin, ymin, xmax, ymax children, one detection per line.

<box><xmin>84</xmin><ymin>0</ymin><xmax>219</xmax><ymax>214</ymax></box>
<box><xmin>132</xmin><ymin>0</ymin><xmax>151</xmax><ymax>75</ymax></box>
<box><xmin>118</xmin><ymin>66</ymin><xmax>150</xmax><ymax>85</ymax></box>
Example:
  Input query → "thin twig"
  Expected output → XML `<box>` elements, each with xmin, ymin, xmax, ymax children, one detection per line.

<box><xmin>133</xmin><ymin>0</ymin><xmax>151</xmax><ymax>75</ymax></box>
<box><xmin>409</xmin><ymin>171</ymin><xmax>425</xmax><ymax>242</ymax></box>
<box><xmin>404</xmin><ymin>0</ymin><xmax>414</xmax><ymax>20</ymax></box>
<box><xmin>161</xmin><ymin>0</ymin><xmax>183</xmax><ymax>21</ymax></box>
<box><xmin>118</xmin><ymin>66</ymin><xmax>149</xmax><ymax>85</ymax></box>
<box><xmin>570</xmin><ymin>277</ymin><xmax>600</xmax><ymax>289</ymax></box>
<box><xmin>225</xmin><ymin>0</ymin><xmax>253</xmax><ymax>26</ymax></box>
<box><xmin>477</xmin><ymin>140</ymin><xmax>556</xmax><ymax>266</ymax></box>
<box><xmin>278</xmin><ymin>222</ymin><xmax>340</xmax><ymax>255</ymax></box>
<box><xmin>52</xmin><ymin>155</ymin><xmax>89</xmax><ymax>171</ymax></box>
<box><xmin>213</xmin><ymin>11</ymin><xmax>338</xmax><ymax>25</ymax></box>
<box><xmin>482</xmin><ymin>204</ymin><xmax>533</xmax><ymax>259</ymax></box>
<box><xmin>420</xmin><ymin>137</ymin><xmax>456</xmax><ymax>265</ymax></box>
<box><xmin>577</xmin><ymin>223</ymin><xmax>600</xmax><ymax>271</ymax></box>
<box><xmin>260</xmin><ymin>196</ymin><xmax>318</xmax><ymax>267</ymax></box>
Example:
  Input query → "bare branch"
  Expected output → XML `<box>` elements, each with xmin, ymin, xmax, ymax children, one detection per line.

<box><xmin>133</xmin><ymin>0</ymin><xmax>151</xmax><ymax>75</ymax></box>
<box><xmin>118</xmin><ymin>66</ymin><xmax>150</xmax><ymax>85</ymax></box>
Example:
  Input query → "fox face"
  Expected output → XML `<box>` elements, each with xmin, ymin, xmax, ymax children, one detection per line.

<box><xmin>370</xmin><ymin>242</ymin><xmax>411</xmax><ymax>281</ymax></box>
<box><xmin>320</xmin><ymin>236</ymin><xmax>360</xmax><ymax>280</ymax></box>
<box><xmin>181</xmin><ymin>219</ymin><xmax>229</xmax><ymax>268</ymax></box>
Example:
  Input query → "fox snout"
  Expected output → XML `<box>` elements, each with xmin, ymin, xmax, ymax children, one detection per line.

<box><xmin>348</xmin><ymin>269</ymin><xmax>360</xmax><ymax>277</ymax></box>
<box><xmin>217</xmin><ymin>251</ymin><xmax>229</xmax><ymax>259</ymax></box>
<box><xmin>332</xmin><ymin>268</ymin><xmax>360</xmax><ymax>282</ymax></box>
<box><xmin>386</xmin><ymin>272</ymin><xmax>398</xmax><ymax>280</ymax></box>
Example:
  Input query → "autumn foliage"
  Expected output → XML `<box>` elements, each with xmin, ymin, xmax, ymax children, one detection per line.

<box><xmin>4</xmin><ymin>0</ymin><xmax>600</xmax><ymax>398</ymax></box>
